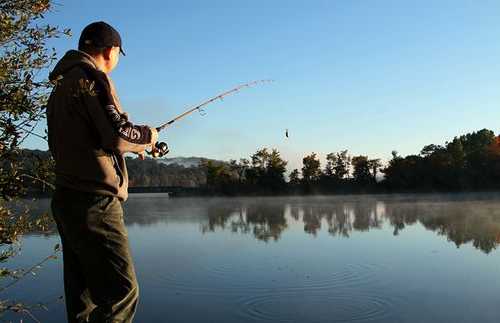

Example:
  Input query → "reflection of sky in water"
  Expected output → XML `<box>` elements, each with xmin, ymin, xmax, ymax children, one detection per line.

<box><xmin>5</xmin><ymin>193</ymin><xmax>500</xmax><ymax>322</ymax></box>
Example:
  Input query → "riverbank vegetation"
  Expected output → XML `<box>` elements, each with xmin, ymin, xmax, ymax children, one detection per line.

<box><xmin>0</xmin><ymin>0</ymin><xmax>71</xmax><ymax>319</ymax></box>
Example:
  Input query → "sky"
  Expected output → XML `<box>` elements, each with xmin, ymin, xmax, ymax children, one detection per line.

<box><xmin>26</xmin><ymin>0</ymin><xmax>500</xmax><ymax>171</ymax></box>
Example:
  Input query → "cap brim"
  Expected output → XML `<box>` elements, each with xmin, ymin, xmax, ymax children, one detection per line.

<box><xmin>120</xmin><ymin>47</ymin><xmax>126</xmax><ymax>56</ymax></box>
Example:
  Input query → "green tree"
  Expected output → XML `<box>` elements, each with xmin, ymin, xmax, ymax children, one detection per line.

<box><xmin>1</xmin><ymin>0</ymin><xmax>70</xmax><ymax>199</ymax></box>
<box><xmin>458</xmin><ymin>129</ymin><xmax>496</xmax><ymax>188</ymax></box>
<box><xmin>459</xmin><ymin>129</ymin><xmax>495</xmax><ymax>156</ymax></box>
<box><xmin>247</xmin><ymin>148</ymin><xmax>288</xmax><ymax>191</ymax></box>
<box><xmin>202</xmin><ymin>160</ymin><xmax>232</xmax><ymax>188</ymax></box>
<box><xmin>382</xmin><ymin>151</ymin><xmax>423</xmax><ymax>190</ymax></box>
<box><xmin>301</xmin><ymin>153</ymin><xmax>321</xmax><ymax>183</ymax></box>
<box><xmin>323</xmin><ymin>152</ymin><xmax>336</xmax><ymax>177</ymax></box>
<box><xmin>333</xmin><ymin>150</ymin><xmax>351</xmax><ymax>180</ymax></box>
<box><xmin>351</xmin><ymin>155</ymin><xmax>371</xmax><ymax>184</ymax></box>
<box><xmin>486</xmin><ymin>136</ymin><xmax>500</xmax><ymax>187</ymax></box>
<box><xmin>0</xmin><ymin>0</ymin><xmax>70</xmax><ymax>319</ymax></box>
<box><xmin>289</xmin><ymin>169</ymin><xmax>300</xmax><ymax>185</ymax></box>
<box><xmin>246</xmin><ymin>148</ymin><xmax>269</xmax><ymax>185</ymax></box>
<box><xmin>382</xmin><ymin>130</ymin><xmax>500</xmax><ymax>191</ymax></box>
<box><xmin>420</xmin><ymin>144</ymin><xmax>444</xmax><ymax>158</ymax></box>
<box><xmin>264</xmin><ymin>149</ymin><xmax>287</xmax><ymax>190</ymax></box>
<box><xmin>251</xmin><ymin>148</ymin><xmax>269</xmax><ymax>170</ymax></box>
<box><xmin>446</xmin><ymin>139</ymin><xmax>465</xmax><ymax>170</ymax></box>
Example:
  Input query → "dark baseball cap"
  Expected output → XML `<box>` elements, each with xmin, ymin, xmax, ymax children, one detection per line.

<box><xmin>78</xmin><ymin>21</ymin><xmax>126</xmax><ymax>56</ymax></box>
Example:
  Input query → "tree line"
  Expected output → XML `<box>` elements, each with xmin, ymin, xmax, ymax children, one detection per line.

<box><xmin>203</xmin><ymin>128</ymin><xmax>500</xmax><ymax>195</ymax></box>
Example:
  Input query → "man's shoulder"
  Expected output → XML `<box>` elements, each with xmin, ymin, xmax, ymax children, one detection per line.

<box><xmin>52</xmin><ymin>65</ymin><xmax>100</xmax><ymax>101</ymax></box>
<box><xmin>62</xmin><ymin>65</ymin><xmax>92</xmax><ymax>84</ymax></box>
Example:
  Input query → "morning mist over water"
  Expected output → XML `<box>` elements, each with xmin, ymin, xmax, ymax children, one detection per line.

<box><xmin>10</xmin><ymin>193</ymin><xmax>500</xmax><ymax>322</ymax></box>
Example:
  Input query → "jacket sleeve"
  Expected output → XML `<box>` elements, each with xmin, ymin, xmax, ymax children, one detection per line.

<box><xmin>77</xmin><ymin>70</ymin><xmax>154</xmax><ymax>155</ymax></box>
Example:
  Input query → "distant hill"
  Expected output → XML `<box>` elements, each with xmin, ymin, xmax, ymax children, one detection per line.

<box><xmin>157</xmin><ymin>157</ymin><xmax>215</xmax><ymax>168</ymax></box>
<box><xmin>15</xmin><ymin>150</ymin><xmax>224</xmax><ymax>189</ymax></box>
<box><xmin>126</xmin><ymin>156</ymin><xmax>225</xmax><ymax>188</ymax></box>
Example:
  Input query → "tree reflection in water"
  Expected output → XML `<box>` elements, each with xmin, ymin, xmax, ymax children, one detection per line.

<box><xmin>201</xmin><ymin>197</ymin><xmax>500</xmax><ymax>253</ymax></box>
<box><xmin>203</xmin><ymin>204</ymin><xmax>287</xmax><ymax>242</ymax></box>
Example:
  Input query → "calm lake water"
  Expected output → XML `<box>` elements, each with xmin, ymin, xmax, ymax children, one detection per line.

<box><xmin>5</xmin><ymin>193</ymin><xmax>500</xmax><ymax>323</ymax></box>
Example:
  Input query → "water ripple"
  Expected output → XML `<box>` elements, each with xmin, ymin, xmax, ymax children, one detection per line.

<box><xmin>235</xmin><ymin>263</ymin><xmax>396</xmax><ymax>323</ymax></box>
<box><xmin>239</xmin><ymin>291</ymin><xmax>395</xmax><ymax>323</ymax></box>
<box><xmin>154</xmin><ymin>262</ymin><xmax>398</xmax><ymax>322</ymax></box>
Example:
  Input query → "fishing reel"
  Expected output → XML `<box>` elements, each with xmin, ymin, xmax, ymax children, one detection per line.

<box><xmin>148</xmin><ymin>141</ymin><xmax>169</xmax><ymax>158</ymax></box>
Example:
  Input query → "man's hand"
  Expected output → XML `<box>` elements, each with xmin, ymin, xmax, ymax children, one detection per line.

<box><xmin>137</xmin><ymin>127</ymin><xmax>158</xmax><ymax>160</ymax></box>
<box><xmin>150</xmin><ymin>127</ymin><xmax>158</xmax><ymax>147</ymax></box>
<box><xmin>149</xmin><ymin>127</ymin><xmax>161</xmax><ymax>157</ymax></box>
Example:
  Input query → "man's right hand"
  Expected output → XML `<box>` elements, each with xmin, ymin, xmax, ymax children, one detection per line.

<box><xmin>149</xmin><ymin>127</ymin><xmax>162</xmax><ymax>158</ymax></box>
<box><xmin>150</xmin><ymin>127</ymin><xmax>158</xmax><ymax>147</ymax></box>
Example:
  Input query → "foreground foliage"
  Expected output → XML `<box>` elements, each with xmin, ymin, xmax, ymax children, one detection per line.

<box><xmin>1</xmin><ymin>0</ymin><xmax>69</xmax><ymax>320</ymax></box>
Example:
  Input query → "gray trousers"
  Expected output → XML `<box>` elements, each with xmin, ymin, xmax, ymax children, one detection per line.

<box><xmin>51</xmin><ymin>187</ymin><xmax>139</xmax><ymax>323</ymax></box>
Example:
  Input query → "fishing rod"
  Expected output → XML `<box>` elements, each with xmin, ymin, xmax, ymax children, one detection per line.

<box><xmin>148</xmin><ymin>80</ymin><xmax>273</xmax><ymax>158</ymax></box>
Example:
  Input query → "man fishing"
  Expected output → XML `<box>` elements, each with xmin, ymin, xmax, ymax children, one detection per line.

<box><xmin>47</xmin><ymin>21</ymin><xmax>158</xmax><ymax>322</ymax></box>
